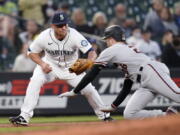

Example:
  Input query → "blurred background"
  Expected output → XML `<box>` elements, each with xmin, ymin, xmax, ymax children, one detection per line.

<box><xmin>0</xmin><ymin>0</ymin><xmax>180</xmax><ymax>116</ymax></box>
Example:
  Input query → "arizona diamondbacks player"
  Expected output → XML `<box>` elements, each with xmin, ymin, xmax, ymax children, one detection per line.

<box><xmin>9</xmin><ymin>12</ymin><xmax>111</xmax><ymax>126</ymax></box>
<box><xmin>59</xmin><ymin>25</ymin><xmax>179</xmax><ymax>119</ymax></box>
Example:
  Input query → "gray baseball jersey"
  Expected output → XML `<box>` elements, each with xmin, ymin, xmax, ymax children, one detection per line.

<box><xmin>96</xmin><ymin>42</ymin><xmax>180</xmax><ymax>119</ymax></box>
<box><xmin>95</xmin><ymin>43</ymin><xmax>151</xmax><ymax>79</ymax></box>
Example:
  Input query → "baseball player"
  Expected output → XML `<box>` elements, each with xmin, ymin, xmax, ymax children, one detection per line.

<box><xmin>9</xmin><ymin>12</ymin><xmax>112</xmax><ymax>126</ymax></box>
<box><xmin>59</xmin><ymin>25</ymin><xmax>180</xmax><ymax>119</ymax></box>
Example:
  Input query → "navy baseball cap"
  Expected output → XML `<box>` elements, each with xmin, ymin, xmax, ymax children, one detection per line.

<box><xmin>51</xmin><ymin>12</ymin><xmax>68</xmax><ymax>25</ymax></box>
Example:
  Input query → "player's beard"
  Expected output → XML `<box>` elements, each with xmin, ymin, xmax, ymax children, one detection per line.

<box><xmin>55</xmin><ymin>30</ymin><xmax>67</xmax><ymax>41</ymax></box>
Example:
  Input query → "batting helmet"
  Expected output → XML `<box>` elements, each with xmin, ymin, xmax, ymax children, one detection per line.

<box><xmin>102</xmin><ymin>25</ymin><xmax>125</xmax><ymax>41</ymax></box>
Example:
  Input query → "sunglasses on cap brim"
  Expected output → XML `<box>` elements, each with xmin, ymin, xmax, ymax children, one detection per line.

<box><xmin>55</xmin><ymin>24</ymin><xmax>67</xmax><ymax>28</ymax></box>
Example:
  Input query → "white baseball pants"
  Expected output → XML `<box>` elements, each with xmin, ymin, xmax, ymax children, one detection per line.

<box><xmin>20</xmin><ymin>65</ymin><xmax>109</xmax><ymax>122</ymax></box>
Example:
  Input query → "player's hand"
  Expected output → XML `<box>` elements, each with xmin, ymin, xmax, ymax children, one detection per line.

<box><xmin>101</xmin><ymin>104</ymin><xmax>117</xmax><ymax>112</ymax></box>
<box><xmin>40</xmin><ymin>62</ymin><xmax>52</xmax><ymax>73</ymax></box>
<box><xmin>58</xmin><ymin>90</ymin><xmax>77</xmax><ymax>98</ymax></box>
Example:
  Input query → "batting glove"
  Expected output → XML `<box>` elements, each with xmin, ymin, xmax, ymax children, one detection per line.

<box><xmin>58</xmin><ymin>90</ymin><xmax>77</xmax><ymax>98</ymax></box>
<box><xmin>101</xmin><ymin>104</ymin><xmax>117</xmax><ymax>112</ymax></box>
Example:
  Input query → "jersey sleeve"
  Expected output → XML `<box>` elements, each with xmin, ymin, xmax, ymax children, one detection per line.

<box><xmin>28</xmin><ymin>33</ymin><xmax>45</xmax><ymax>54</ymax></box>
<box><xmin>95</xmin><ymin>48</ymin><xmax>114</xmax><ymax>66</ymax></box>
<box><xmin>73</xmin><ymin>29</ymin><xmax>92</xmax><ymax>53</ymax></box>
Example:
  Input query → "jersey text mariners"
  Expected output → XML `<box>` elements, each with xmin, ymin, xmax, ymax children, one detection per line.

<box><xmin>28</xmin><ymin>27</ymin><xmax>92</xmax><ymax>67</ymax></box>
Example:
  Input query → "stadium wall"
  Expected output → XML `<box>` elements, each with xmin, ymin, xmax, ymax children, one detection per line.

<box><xmin>0</xmin><ymin>69</ymin><xmax>180</xmax><ymax>116</ymax></box>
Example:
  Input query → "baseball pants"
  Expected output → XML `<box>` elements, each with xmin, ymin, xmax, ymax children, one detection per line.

<box><xmin>20</xmin><ymin>65</ymin><xmax>109</xmax><ymax>122</ymax></box>
<box><xmin>124</xmin><ymin>61</ymin><xmax>180</xmax><ymax>119</ymax></box>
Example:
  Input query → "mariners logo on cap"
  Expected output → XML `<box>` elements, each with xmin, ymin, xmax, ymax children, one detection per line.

<box><xmin>60</xmin><ymin>14</ymin><xmax>64</xmax><ymax>21</ymax></box>
<box><xmin>51</xmin><ymin>12</ymin><xmax>68</xmax><ymax>25</ymax></box>
<box><xmin>81</xmin><ymin>40</ymin><xmax>88</xmax><ymax>46</ymax></box>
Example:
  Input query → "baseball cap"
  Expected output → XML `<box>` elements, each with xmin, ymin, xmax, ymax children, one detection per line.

<box><xmin>51</xmin><ymin>12</ymin><xmax>68</xmax><ymax>25</ymax></box>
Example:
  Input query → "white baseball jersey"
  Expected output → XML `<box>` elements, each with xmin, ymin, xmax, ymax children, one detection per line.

<box><xmin>95</xmin><ymin>43</ymin><xmax>151</xmax><ymax>80</ymax></box>
<box><xmin>28</xmin><ymin>27</ymin><xmax>92</xmax><ymax>79</ymax></box>
<box><xmin>20</xmin><ymin>27</ymin><xmax>110</xmax><ymax>121</ymax></box>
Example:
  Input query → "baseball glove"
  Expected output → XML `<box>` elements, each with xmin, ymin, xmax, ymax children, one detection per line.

<box><xmin>69</xmin><ymin>58</ymin><xmax>93</xmax><ymax>75</ymax></box>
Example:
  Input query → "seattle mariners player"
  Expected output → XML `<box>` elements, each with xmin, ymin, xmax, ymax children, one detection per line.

<box><xmin>59</xmin><ymin>25</ymin><xmax>180</xmax><ymax>119</ymax></box>
<box><xmin>9</xmin><ymin>12</ymin><xmax>111</xmax><ymax>126</ymax></box>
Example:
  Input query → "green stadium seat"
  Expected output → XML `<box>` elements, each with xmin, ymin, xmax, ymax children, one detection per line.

<box><xmin>62</xmin><ymin>0</ymin><xmax>177</xmax><ymax>23</ymax></box>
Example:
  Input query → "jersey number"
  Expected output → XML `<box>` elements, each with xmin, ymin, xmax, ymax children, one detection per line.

<box><xmin>119</xmin><ymin>64</ymin><xmax>129</xmax><ymax>75</ymax></box>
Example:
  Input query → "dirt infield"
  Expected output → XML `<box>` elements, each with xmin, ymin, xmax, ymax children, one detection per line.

<box><xmin>2</xmin><ymin>115</ymin><xmax>180</xmax><ymax>135</ymax></box>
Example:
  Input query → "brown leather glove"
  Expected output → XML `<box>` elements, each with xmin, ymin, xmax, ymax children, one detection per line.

<box><xmin>69</xmin><ymin>59</ymin><xmax>93</xmax><ymax>75</ymax></box>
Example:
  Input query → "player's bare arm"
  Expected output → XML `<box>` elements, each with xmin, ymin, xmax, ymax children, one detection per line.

<box><xmin>28</xmin><ymin>53</ymin><xmax>52</xmax><ymax>74</ymax></box>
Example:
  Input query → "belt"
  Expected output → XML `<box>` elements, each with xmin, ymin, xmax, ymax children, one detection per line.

<box><xmin>137</xmin><ymin>66</ymin><xmax>143</xmax><ymax>83</ymax></box>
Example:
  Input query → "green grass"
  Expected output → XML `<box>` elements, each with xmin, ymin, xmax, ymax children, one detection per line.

<box><xmin>0</xmin><ymin>115</ymin><xmax>123</xmax><ymax>133</ymax></box>
<box><xmin>0</xmin><ymin>115</ymin><xmax>123</xmax><ymax>124</ymax></box>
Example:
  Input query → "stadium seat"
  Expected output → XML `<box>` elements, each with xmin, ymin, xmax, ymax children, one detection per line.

<box><xmin>54</xmin><ymin>0</ymin><xmax>177</xmax><ymax>23</ymax></box>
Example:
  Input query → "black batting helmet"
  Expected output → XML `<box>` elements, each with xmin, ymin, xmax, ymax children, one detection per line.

<box><xmin>102</xmin><ymin>25</ymin><xmax>125</xmax><ymax>41</ymax></box>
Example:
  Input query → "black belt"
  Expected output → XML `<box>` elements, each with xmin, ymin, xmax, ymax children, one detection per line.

<box><xmin>137</xmin><ymin>66</ymin><xmax>143</xmax><ymax>83</ymax></box>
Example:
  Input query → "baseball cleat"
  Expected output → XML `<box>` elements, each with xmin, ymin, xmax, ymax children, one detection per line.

<box><xmin>103</xmin><ymin>116</ymin><xmax>114</xmax><ymax>122</ymax></box>
<box><xmin>166</xmin><ymin>106</ymin><xmax>178</xmax><ymax>115</ymax></box>
<box><xmin>9</xmin><ymin>116</ymin><xmax>28</xmax><ymax>126</ymax></box>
